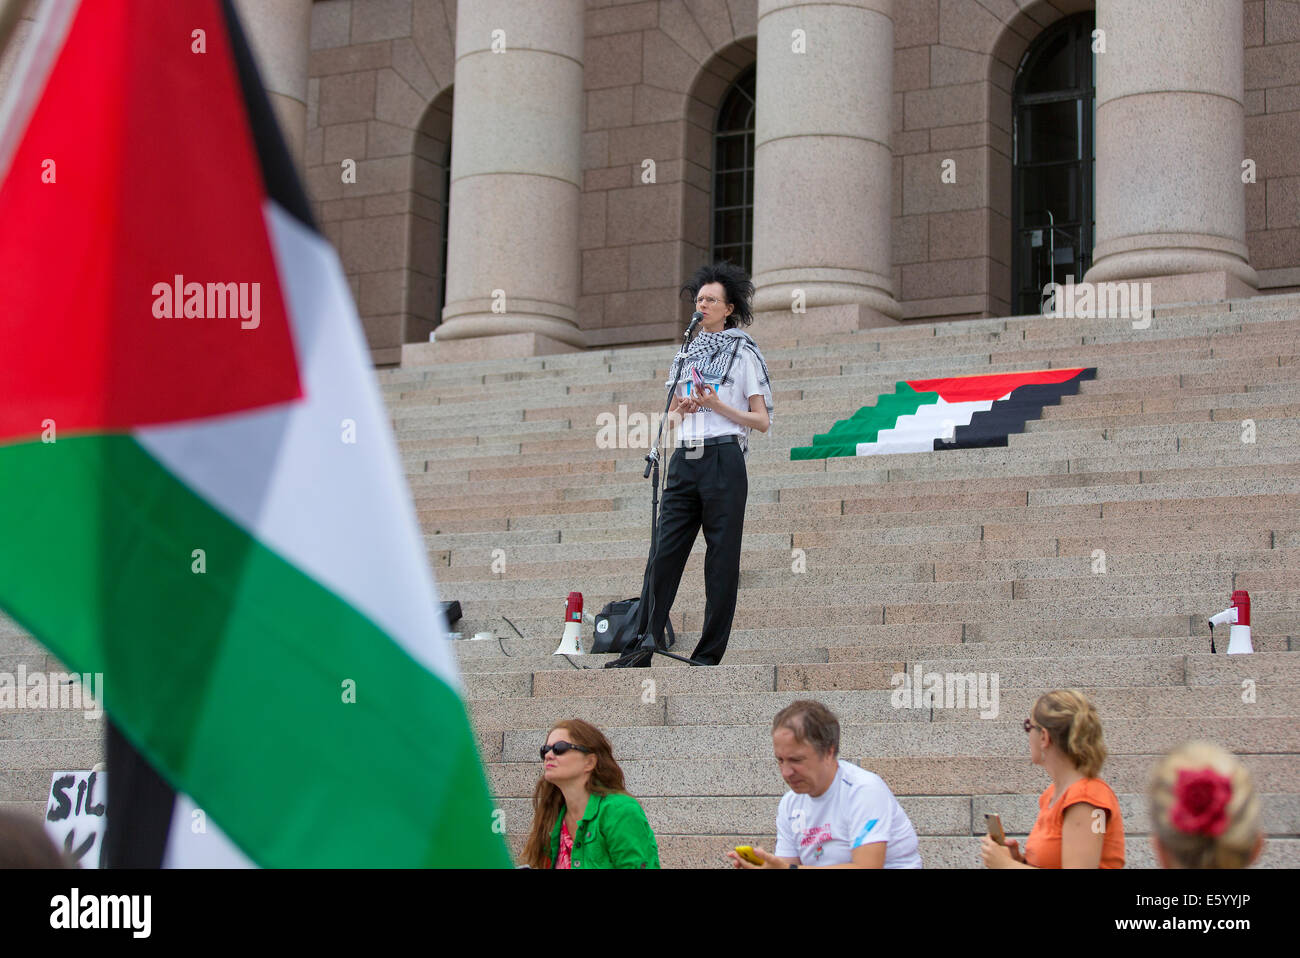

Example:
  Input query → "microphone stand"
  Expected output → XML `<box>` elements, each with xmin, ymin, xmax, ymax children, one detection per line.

<box><xmin>605</xmin><ymin>314</ymin><xmax>703</xmax><ymax>668</ymax></box>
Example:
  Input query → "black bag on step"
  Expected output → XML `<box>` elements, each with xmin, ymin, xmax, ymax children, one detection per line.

<box><xmin>590</xmin><ymin>597</ymin><xmax>675</xmax><ymax>655</ymax></box>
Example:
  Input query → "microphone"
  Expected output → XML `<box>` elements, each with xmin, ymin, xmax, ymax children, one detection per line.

<box><xmin>684</xmin><ymin>311</ymin><xmax>703</xmax><ymax>339</ymax></box>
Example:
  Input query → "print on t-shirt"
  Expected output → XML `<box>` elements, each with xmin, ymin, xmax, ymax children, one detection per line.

<box><xmin>800</xmin><ymin>822</ymin><xmax>832</xmax><ymax>861</ymax></box>
<box><xmin>676</xmin><ymin>349</ymin><xmax>762</xmax><ymax>444</ymax></box>
<box><xmin>774</xmin><ymin>760</ymin><xmax>923</xmax><ymax>868</ymax></box>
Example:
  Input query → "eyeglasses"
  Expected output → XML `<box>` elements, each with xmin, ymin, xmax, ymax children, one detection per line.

<box><xmin>540</xmin><ymin>741</ymin><xmax>593</xmax><ymax>760</ymax></box>
<box><xmin>695</xmin><ymin>295</ymin><xmax>724</xmax><ymax>306</ymax></box>
<box><xmin>1023</xmin><ymin>719</ymin><xmax>1040</xmax><ymax>733</ymax></box>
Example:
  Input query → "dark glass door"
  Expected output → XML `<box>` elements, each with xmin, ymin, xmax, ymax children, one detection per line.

<box><xmin>1012</xmin><ymin>14</ymin><xmax>1096</xmax><ymax>315</ymax></box>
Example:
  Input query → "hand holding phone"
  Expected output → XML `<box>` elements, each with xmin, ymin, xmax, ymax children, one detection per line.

<box><xmin>984</xmin><ymin>813</ymin><xmax>1006</xmax><ymax>846</ymax></box>
<box><xmin>733</xmin><ymin>845</ymin><xmax>764</xmax><ymax>866</ymax></box>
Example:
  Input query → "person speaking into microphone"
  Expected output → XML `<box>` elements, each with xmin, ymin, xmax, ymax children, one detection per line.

<box><xmin>640</xmin><ymin>262</ymin><xmax>774</xmax><ymax>666</ymax></box>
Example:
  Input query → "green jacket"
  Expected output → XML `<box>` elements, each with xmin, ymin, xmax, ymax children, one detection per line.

<box><xmin>548</xmin><ymin>792</ymin><xmax>660</xmax><ymax>869</ymax></box>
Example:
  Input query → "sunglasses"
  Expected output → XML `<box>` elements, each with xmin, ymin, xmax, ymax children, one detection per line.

<box><xmin>1023</xmin><ymin>719</ymin><xmax>1040</xmax><ymax>733</ymax></box>
<box><xmin>540</xmin><ymin>741</ymin><xmax>593</xmax><ymax>761</ymax></box>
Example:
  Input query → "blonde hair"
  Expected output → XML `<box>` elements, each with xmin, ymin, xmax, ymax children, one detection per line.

<box><xmin>1032</xmin><ymin>689</ymin><xmax>1107</xmax><ymax>778</ymax></box>
<box><xmin>1149</xmin><ymin>742</ymin><xmax>1260</xmax><ymax>869</ymax></box>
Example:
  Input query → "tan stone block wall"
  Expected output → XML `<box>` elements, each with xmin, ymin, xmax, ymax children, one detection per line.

<box><xmin>894</xmin><ymin>0</ymin><xmax>1016</xmax><ymax>319</ymax></box>
<box><xmin>1245</xmin><ymin>0</ymin><xmax>1300</xmax><ymax>293</ymax></box>
<box><xmin>307</xmin><ymin>0</ymin><xmax>456</xmax><ymax>364</ymax></box>
<box><xmin>5</xmin><ymin>0</ymin><xmax>1296</xmax><ymax>368</ymax></box>
<box><xmin>888</xmin><ymin>0</ymin><xmax>1293</xmax><ymax>312</ymax></box>
<box><xmin>574</xmin><ymin>2</ymin><xmax>755</xmax><ymax>347</ymax></box>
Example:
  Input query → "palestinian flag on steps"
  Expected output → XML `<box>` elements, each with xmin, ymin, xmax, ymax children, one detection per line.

<box><xmin>0</xmin><ymin>0</ymin><xmax>508</xmax><ymax>867</ymax></box>
<box><xmin>792</xmin><ymin>368</ymin><xmax>1096</xmax><ymax>460</ymax></box>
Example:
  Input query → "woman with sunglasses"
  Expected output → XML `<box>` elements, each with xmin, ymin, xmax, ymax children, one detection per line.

<box><xmin>520</xmin><ymin>719</ymin><xmax>660</xmax><ymax>869</ymax></box>
<box><xmin>981</xmin><ymin>689</ymin><xmax>1125</xmax><ymax>868</ymax></box>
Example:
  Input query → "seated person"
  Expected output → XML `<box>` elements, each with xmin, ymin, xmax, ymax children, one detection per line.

<box><xmin>1149</xmin><ymin>740</ymin><xmax>1262</xmax><ymax>869</ymax></box>
<box><xmin>728</xmin><ymin>699</ymin><xmax>922</xmax><ymax>869</ymax></box>
<box><xmin>981</xmin><ymin>689</ymin><xmax>1125</xmax><ymax>868</ymax></box>
<box><xmin>520</xmin><ymin>718</ymin><xmax>659</xmax><ymax>869</ymax></box>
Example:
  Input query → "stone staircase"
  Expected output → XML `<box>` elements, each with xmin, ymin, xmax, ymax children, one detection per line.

<box><xmin>4</xmin><ymin>293</ymin><xmax>1300</xmax><ymax>867</ymax></box>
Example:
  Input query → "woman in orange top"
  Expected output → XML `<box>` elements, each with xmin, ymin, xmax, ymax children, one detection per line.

<box><xmin>981</xmin><ymin>689</ymin><xmax>1125</xmax><ymax>868</ymax></box>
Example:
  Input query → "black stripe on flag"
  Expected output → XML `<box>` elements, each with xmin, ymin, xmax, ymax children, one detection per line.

<box><xmin>101</xmin><ymin>720</ymin><xmax>175</xmax><ymax>868</ymax></box>
<box><xmin>936</xmin><ymin>368</ymin><xmax>1097</xmax><ymax>450</ymax></box>
<box><xmin>219</xmin><ymin>0</ymin><xmax>316</xmax><ymax>232</ymax></box>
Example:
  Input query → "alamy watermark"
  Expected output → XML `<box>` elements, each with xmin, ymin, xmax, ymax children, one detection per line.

<box><xmin>595</xmin><ymin>405</ymin><xmax>705</xmax><ymax>458</ymax></box>
<box><xmin>890</xmin><ymin>667</ymin><xmax>999</xmax><ymax>719</ymax></box>
<box><xmin>0</xmin><ymin>667</ymin><xmax>102</xmax><ymax>719</ymax></box>
<box><xmin>152</xmin><ymin>274</ymin><xmax>261</xmax><ymax>329</ymax></box>
<box><xmin>1041</xmin><ymin>275</ymin><xmax>1152</xmax><ymax>328</ymax></box>
<box><xmin>596</xmin><ymin>405</ymin><xmax>682</xmax><ymax>449</ymax></box>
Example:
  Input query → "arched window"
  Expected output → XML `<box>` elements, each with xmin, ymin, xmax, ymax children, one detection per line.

<box><xmin>413</xmin><ymin>91</ymin><xmax>453</xmax><ymax>339</ymax></box>
<box><xmin>1012</xmin><ymin>14</ymin><xmax>1096</xmax><ymax>315</ymax></box>
<box><xmin>712</xmin><ymin>65</ymin><xmax>755</xmax><ymax>273</ymax></box>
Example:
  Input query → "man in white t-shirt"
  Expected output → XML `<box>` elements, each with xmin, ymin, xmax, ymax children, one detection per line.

<box><xmin>728</xmin><ymin>700</ymin><xmax>923</xmax><ymax>869</ymax></box>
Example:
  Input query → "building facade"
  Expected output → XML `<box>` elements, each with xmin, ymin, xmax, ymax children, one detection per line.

<box><xmin>3</xmin><ymin>0</ymin><xmax>1297</xmax><ymax>365</ymax></box>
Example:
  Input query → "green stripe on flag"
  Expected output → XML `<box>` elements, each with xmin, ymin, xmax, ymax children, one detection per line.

<box><xmin>0</xmin><ymin>435</ymin><xmax>510</xmax><ymax>868</ymax></box>
<box><xmin>791</xmin><ymin>383</ymin><xmax>940</xmax><ymax>460</ymax></box>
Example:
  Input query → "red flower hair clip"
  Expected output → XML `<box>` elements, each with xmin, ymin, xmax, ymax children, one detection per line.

<box><xmin>1170</xmin><ymin>768</ymin><xmax>1232</xmax><ymax>837</ymax></box>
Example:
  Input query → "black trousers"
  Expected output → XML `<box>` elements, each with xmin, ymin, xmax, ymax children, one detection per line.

<box><xmin>638</xmin><ymin>440</ymin><xmax>748</xmax><ymax>665</ymax></box>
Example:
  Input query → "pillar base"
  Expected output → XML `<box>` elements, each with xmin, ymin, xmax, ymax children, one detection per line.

<box><xmin>751</xmin><ymin>302</ymin><xmax>899</xmax><ymax>342</ymax></box>
<box><xmin>401</xmin><ymin>332</ymin><xmax>582</xmax><ymax>366</ymax></box>
<box><xmin>1085</xmin><ymin>246</ymin><xmax>1259</xmax><ymax>306</ymax></box>
<box><xmin>1079</xmin><ymin>269</ymin><xmax>1258</xmax><ymax>309</ymax></box>
<box><xmin>1148</xmin><ymin>270</ymin><xmax>1258</xmax><ymax>307</ymax></box>
<box><xmin>751</xmin><ymin>275</ymin><xmax>902</xmax><ymax>321</ymax></box>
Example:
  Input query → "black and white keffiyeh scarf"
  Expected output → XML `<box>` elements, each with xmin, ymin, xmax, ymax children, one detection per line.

<box><xmin>665</xmin><ymin>327</ymin><xmax>775</xmax><ymax>457</ymax></box>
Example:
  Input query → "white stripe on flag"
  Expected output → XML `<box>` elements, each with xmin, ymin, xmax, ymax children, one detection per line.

<box><xmin>162</xmin><ymin>793</ymin><xmax>254</xmax><ymax>868</ymax></box>
<box><xmin>136</xmin><ymin>201</ymin><xmax>456</xmax><ymax>686</ymax></box>
<box><xmin>854</xmin><ymin>394</ymin><xmax>1010</xmax><ymax>456</ymax></box>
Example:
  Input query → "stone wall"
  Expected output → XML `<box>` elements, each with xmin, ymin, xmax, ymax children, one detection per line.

<box><xmin>579</xmin><ymin>2</ymin><xmax>756</xmax><ymax>347</ymax></box>
<box><xmin>1245</xmin><ymin>0</ymin><xmax>1300</xmax><ymax>294</ymax></box>
<box><xmin>892</xmin><ymin>0</ymin><xmax>1025</xmax><ymax>322</ymax></box>
<box><xmin>306</xmin><ymin>0</ymin><xmax>457</xmax><ymax>365</ymax></box>
<box><xmin>1</xmin><ymin>0</ymin><xmax>1297</xmax><ymax>365</ymax></box>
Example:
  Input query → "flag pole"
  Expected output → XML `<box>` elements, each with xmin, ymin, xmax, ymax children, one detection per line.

<box><xmin>0</xmin><ymin>0</ymin><xmax>30</xmax><ymax>64</ymax></box>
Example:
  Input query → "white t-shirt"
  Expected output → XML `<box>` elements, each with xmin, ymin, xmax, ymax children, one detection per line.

<box><xmin>675</xmin><ymin>346</ymin><xmax>763</xmax><ymax>443</ymax></box>
<box><xmin>775</xmin><ymin>760</ymin><xmax>923</xmax><ymax>868</ymax></box>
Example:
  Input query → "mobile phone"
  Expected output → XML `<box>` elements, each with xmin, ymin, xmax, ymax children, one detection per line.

<box><xmin>734</xmin><ymin>845</ymin><xmax>764</xmax><ymax>865</ymax></box>
<box><xmin>689</xmin><ymin>365</ymin><xmax>704</xmax><ymax>395</ymax></box>
<box><xmin>985</xmin><ymin>813</ymin><xmax>1006</xmax><ymax>845</ymax></box>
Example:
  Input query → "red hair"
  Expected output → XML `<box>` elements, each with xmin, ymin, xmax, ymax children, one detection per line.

<box><xmin>520</xmin><ymin>719</ymin><xmax>627</xmax><ymax>869</ymax></box>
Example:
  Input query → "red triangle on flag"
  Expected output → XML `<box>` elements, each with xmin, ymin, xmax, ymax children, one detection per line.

<box><xmin>0</xmin><ymin>0</ymin><xmax>302</xmax><ymax>444</ymax></box>
<box><xmin>907</xmin><ymin>368</ymin><xmax>1088</xmax><ymax>404</ymax></box>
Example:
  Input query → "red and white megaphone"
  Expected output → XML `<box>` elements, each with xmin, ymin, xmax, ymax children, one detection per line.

<box><xmin>553</xmin><ymin>591</ymin><xmax>584</xmax><ymax>655</ymax></box>
<box><xmin>1208</xmin><ymin>589</ymin><xmax>1252</xmax><ymax>654</ymax></box>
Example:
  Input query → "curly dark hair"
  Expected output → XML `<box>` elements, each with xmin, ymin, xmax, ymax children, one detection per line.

<box><xmin>680</xmin><ymin>261</ymin><xmax>754</xmax><ymax>329</ymax></box>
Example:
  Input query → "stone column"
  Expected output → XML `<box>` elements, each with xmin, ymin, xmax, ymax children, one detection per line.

<box><xmin>430</xmin><ymin>0</ymin><xmax>585</xmax><ymax>360</ymax></box>
<box><xmin>1085</xmin><ymin>0</ymin><xmax>1258</xmax><ymax>303</ymax></box>
<box><xmin>751</xmin><ymin>0</ymin><xmax>900</xmax><ymax>329</ymax></box>
<box><xmin>233</xmin><ymin>0</ymin><xmax>312</xmax><ymax>169</ymax></box>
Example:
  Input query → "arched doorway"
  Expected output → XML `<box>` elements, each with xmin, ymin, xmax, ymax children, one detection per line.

<box><xmin>1011</xmin><ymin>13</ymin><xmax>1096</xmax><ymax>314</ymax></box>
